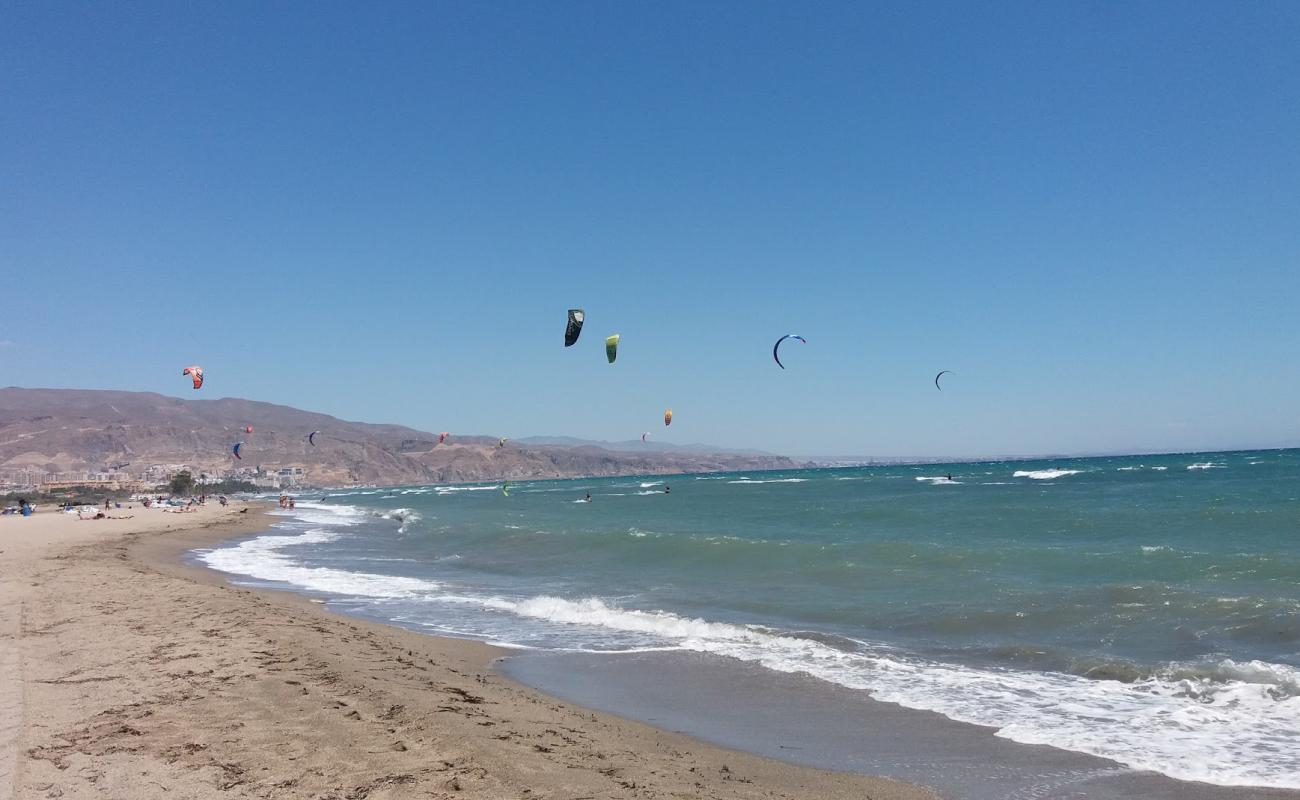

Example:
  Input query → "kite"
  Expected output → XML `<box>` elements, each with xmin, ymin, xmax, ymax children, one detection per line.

<box><xmin>605</xmin><ymin>334</ymin><xmax>620</xmax><ymax>364</ymax></box>
<box><xmin>438</xmin><ymin>432</ymin><xmax>450</xmax><ymax>444</ymax></box>
<box><xmin>772</xmin><ymin>334</ymin><xmax>807</xmax><ymax>369</ymax></box>
<box><xmin>245</xmin><ymin>426</ymin><xmax>254</xmax><ymax>434</ymax></box>
<box><xmin>308</xmin><ymin>431</ymin><xmax>320</xmax><ymax>446</ymax></box>
<box><xmin>502</xmin><ymin>481</ymin><xmax>510</xmax><ymax>497</ymax></box>
<box><xmin>664</xmin><ymin>409</ymin><xmax>673</xmax><ymax>427</ymax></box>
<box><xmin>182</xmin><ymin>366</ymin><xmax>204</xmax><ymax>389</ymax></box>
<box><xmin>641</xmin><ymin>432</ymin><xmax>650</xmax><ymax>443</ymax></box>
<box><xmin>232</xmin><ymin>441</ymin><xmax>244</xmax><ymax>460</ymax></box>
<box><xmin>565</xmin><ymin>309</ymin><xmax>585</xmax><ymax>347</ymax></box>
<box><xmin>499</xmin><ymin>437</ymin><xmax>508</xmax><ymax>448</ymax></box>
<box><xmin>934</xmin><ymin>370</ymin><xmax>953</xmax><ymax>390</ymax></box>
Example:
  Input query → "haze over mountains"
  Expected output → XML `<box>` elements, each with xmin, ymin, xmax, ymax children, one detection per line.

<box><xmin>514</xmin><ymin>436</ymin><xmax>775</xmax><ymax>456</ymax></box>
<box><xmin>0</xmin><ymin>388</ymin><xmax>801</xmax><ymax>486</ymax></box>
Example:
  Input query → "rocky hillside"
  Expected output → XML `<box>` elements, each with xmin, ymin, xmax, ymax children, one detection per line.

<box><xmin>0</xmin><ymin>388</ymin><xmax>801</xmax><ymax>486</ymax></box>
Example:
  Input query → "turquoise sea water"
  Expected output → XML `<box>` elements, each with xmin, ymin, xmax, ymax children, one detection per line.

<box><xmin>201</xmin><ymin>449</ymin><xmax>1300</xmax><ymax>789</ymax></box>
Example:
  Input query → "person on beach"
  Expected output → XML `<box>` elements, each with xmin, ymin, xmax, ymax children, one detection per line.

<box><xmin>288</xmin><ymin>497</ymin><xmax>295</xmax><ymax>509</ymax></box>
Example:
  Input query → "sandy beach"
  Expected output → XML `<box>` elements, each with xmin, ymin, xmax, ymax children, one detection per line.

<box><xmin>0</xmin><ymin>504</ymin><xmax>934</xmax><ymax>800</ymax></box>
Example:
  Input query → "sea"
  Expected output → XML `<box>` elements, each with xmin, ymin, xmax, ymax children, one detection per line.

<box><xmin>197</xmin><ymin>449</ymin><xmax>1300</xmax><ymax>792</ymax></box>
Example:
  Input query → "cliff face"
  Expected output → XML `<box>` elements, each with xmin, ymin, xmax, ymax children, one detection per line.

<box><xmin>0</xmin><ymin>388</ymin><xmax>800</xmax><ymax>485</ymax></box>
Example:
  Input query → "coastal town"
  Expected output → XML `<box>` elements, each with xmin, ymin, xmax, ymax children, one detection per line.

<box><xmin>0</xmin><ymin>463</ymin><xmax>311</xmax><ymax>495</ymax></box>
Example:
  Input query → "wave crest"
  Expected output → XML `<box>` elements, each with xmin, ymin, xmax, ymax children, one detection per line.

<box><xmin>1013</xmin><ymin>469</ymin><xmax>1082</xmax><ymax>480</ymax></box>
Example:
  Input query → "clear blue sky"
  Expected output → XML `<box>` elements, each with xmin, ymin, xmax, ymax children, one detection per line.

<box><xmin>2</xmin><ymin>1</ymin><xmax>1297</xmax><ymax>457</ymax></box>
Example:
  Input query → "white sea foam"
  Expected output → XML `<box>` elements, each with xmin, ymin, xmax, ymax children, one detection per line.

<box><xmin>199</xmin><ymin>530</ymin><xmax>441</xmax><ymax>598</ymax></box>
<box><xmin>727</xmin><ymin>478</ymin><xmax>809</xmax><ymax>485</ymax></box>
<box><xmin>635</xmin><ymin>490</ymin><xmax>662</xmax><ymax>496</ymax></box>
<box><xmin>1152</xmin><ymin>466</ymin><xmax>1168</xmax><ymax>471</ymax></box>
<box><xmin>277</xmin><ymin>502</ymin><xmax>371</xmax><ymax>527</ymax></box>
<box><xmin>1117</xmin><ymin>466</ymin><xmax>1143</xmax><ymax>471</ymax></box>
<box><xmin>915</xmin><ymin>476</ymin><xmax>960</xmax><ymax>485</ymax></box>
<box><xmin>435</xmin><ymin>485</ymin><xmax>502</xmax><ymax>493</ymax></box>
<box><xmin>1013</xmin><ymin>469</ymin><xmax>1082</xmax><ymax>480</ymax></box>
<box><xmin>1187</xmin><ymin>462</ymin><xmax>1226</xmax><ymax>471</ymax></box>
<box><xmin>639</xmin><ymin>481</ymin><xmax>663</xmax><ymax>488</ymax></box>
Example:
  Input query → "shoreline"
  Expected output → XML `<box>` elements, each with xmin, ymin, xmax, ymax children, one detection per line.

<box><xmin>183</xmin><ymin>504</ymin><xmax>1300</xmax><ymax>800</ymax></box>
<box><xmin>3</xmin><ymin>504</ymin><xmax>934</xmax><ymax>799</ymax></box>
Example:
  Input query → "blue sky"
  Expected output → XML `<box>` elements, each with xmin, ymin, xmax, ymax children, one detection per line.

<box><xmin>2</xmin><ymin>1</ymin><xmax>1297</xmax><ymax>457</ymax></box>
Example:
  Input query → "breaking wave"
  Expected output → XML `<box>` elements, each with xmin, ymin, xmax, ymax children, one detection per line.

<box><xmin>1013</xmin><ymin>469</ymin><xmax>1082</xmax><ymax>480</ymax></box>
<box><xmin>199</xmin><ymin>530</ymin><xmax>441</xmax><ymax>598</ymax></box>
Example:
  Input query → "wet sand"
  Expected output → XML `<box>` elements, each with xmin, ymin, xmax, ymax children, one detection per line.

<box><xmin>1</xmin><ymin>505</ymin><xmax>933</xmax><ymax>800</ymax></box>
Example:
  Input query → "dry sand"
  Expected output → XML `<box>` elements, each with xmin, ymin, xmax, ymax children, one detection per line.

<box><xmin>1</xmin><ymin>504</ymin><xmax>935</xmax><ymax>800</ymax></box>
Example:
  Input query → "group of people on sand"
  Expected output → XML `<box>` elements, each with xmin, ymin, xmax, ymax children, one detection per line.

<box><xmin>278</xmin><ymin>495</ymin><xmax>296</xmax><ymax>509</ymax></box>
<box><xmin>129</xmin><ymin>493</ymin><xmax>230</xmax><ymax>513</ymax></box>
<box><xmin>78</xmin><ymin>498</ymin><xmax>134</xmax><ymax>520</ymax></box>
<box><xmin>5</xmin><ymin>491</ymin><xmax>235</xmax><ymax>520</ymax></box>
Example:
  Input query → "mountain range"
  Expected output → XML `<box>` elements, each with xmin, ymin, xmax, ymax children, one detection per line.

<box><xmin>0</xmin><ymin>388</ymin><xmax>801</xmax><ymax>486</ymax></box>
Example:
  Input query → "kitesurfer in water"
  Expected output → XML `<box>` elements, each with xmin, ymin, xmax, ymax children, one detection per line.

<box><xmin>664</xmin><ymin>485</ymin><xmax>670</xmax><ymax>494</ymax></box>
<box><xmin>585</xmin><ymin>492</ymin><xmax>592</xmax><ymax>502</ymax></box>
